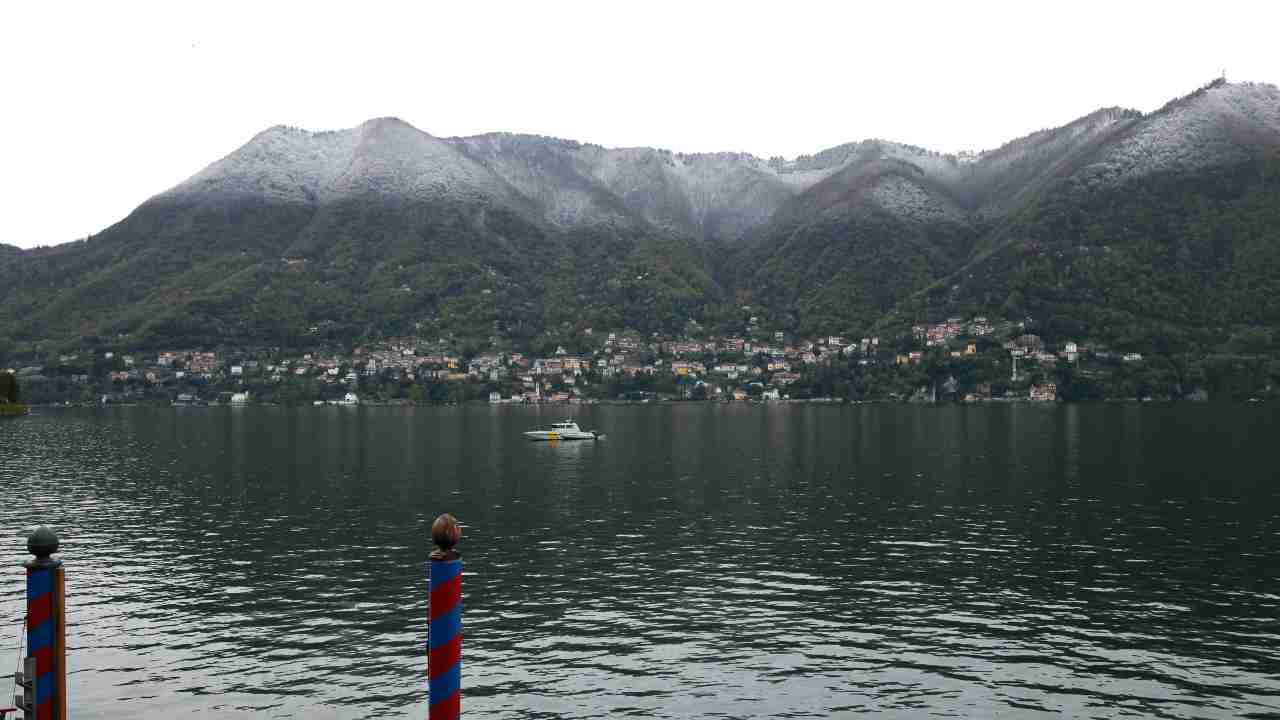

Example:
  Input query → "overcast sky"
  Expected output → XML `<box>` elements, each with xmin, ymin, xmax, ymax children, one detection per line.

<box><xmin>3</xmin><ymin>1</ymin><xmax>1276</xmax><ymax>248</ymax></box>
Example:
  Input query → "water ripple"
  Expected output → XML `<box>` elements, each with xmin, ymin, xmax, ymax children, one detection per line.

<box><xmin>2</xmin><ymin>405</ymin><xmax>1279</xmax><ymax>718</ymax></box>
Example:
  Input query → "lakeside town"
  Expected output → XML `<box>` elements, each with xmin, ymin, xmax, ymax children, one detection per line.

<box><xmin>6</xmin><ymin>312</ymin><xmax>1272</xmax><ymax>407</ymax></box>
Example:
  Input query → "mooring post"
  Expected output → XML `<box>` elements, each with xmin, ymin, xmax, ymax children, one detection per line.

<box><xmin>24</xmin><ymin>527</ymin><xmax>66</xmax><ymax>720</ymax></box>
<box><xmin>427</xmin><ymin>514</ymin><xmax>462</xmax><ymax>719</ymax></box>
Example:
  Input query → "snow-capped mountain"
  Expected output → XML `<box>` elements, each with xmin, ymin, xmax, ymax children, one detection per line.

<box><xmin>2</xmin><ymin>79</ymin><xmax>1278</xmax><ymax>352</ymax></box>
<box><xmin>152</xmin><ymin>79</ymin><xmax>1280</xmax><ymax>249</ymax></box>
<box><xmin>1076</xmin><ymin>82</ymin><xmax>1280</xmax><ymax>187</ymax></box>
<box><xmin>165</xmin><ymin>118</ymin><xmax>530</xmax><ymax>208</ymax></box>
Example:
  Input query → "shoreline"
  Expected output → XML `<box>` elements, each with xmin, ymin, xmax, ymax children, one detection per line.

<box><xmin>21</xmin><ymin>397</ymin><xmax>1261</xmax><ymax>410</ymax></box>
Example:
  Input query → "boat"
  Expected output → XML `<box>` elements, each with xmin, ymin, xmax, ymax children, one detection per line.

<box><xmin>523</xmin><ymin>420</ymin><xmax>604</xmax><ymax>441</ymax></box>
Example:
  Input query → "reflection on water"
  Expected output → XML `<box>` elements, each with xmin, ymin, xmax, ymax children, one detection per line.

<box><xmin>2</xmin><ymin>404</ymin><xmax>1279</xmax><ymax>719</ymax></box>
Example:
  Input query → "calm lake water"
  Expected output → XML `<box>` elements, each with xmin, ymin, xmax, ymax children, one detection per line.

<box><xmin>2</xmin><ymin>404</ymin><xmax>1279</xmax><ymax>719</ymax></box>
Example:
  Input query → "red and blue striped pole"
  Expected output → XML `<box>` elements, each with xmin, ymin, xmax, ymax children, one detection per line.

<box><xmin>428</xmin><ymin>514</ymin><xmax>462</xmax><ymax>719</ymax></box>
<box><xmin>25</xmin><ymin>527</ymin><xmax>66</xmax><ymax>720</ymax></box>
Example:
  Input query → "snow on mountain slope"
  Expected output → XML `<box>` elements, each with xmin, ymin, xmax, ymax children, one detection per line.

<box><xmin>662</xmin><ymin>152</ymin><xmax>800</xmax><ymax>241</ymax></box>
<box><xmin>1077</xmin><ymin>81</ymin><xmax>1280</xmax><ymax>187</ymax></box>
<box><xmin>453</xmin><ymin>133</ymin><xmax>638</xmax><ymax>228</ymax></box>
<box><xmin>867</xmin><ymin>174</ymin><xmax>967</xmax><ymax>224</ymax></box>
<box><xmin>162</xmin><ymin>125</ymin><xmax>360</xmax><ymax>203</ymax></box>
<box><xmin>960</xmin><ymin>107</ymin><xmax>1140</xmax><ymax>213</ymax></box>
<box><xmin>332</xmin><ymin>118</ymin><xmax>522</xmax><ymax>203</ymax></box>
<box><xmin>580</xmin><ymin>147</ymin><xmax>803</xmax><ymax>242</ymax></box>
<box><xmin>454</xmin><ymin>135</ymin><xmax>834</xmax><ymax>242</ymax></box>
<box><xmin>164</xmin><ymin>118</ymin><xmax>525</xmax><ymax>208</ymax></box>
<box><xmin>762</xmin><ymin>142</ymin><xmax>970</xmax><ymax>234</ymax></box>
<box><xmin>149</xmin><ymin>81</ymin><xmax>1279</xmax><ymax>252</ymax></box>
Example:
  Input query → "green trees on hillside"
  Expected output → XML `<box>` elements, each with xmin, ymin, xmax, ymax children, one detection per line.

<box><xmin>1</xmin><ymin>143</ymin><xmax>1278</xmax><ymax>368</ymax></box>
<box><xmin>924</xmin><ymin>154</ymin><xmax>1280</xmax><ymax>355</ymax></box>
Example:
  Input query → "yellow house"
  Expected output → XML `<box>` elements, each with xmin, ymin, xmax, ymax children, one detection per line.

<box><xmin>965</xmin><ymin>343</ymin><xmax>977</xmax><ymax>355</ymax></box>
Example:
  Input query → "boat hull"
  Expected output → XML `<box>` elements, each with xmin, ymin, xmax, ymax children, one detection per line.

<box><xmin>523</xmin><ymin>430</ymin><xmax>598</xmax><ymax>441</ymax></box>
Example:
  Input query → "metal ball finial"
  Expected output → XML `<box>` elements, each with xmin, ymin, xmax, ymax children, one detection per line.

<box><xmin>431</xmin><ymin>514</ymin><xmax>461</xmax><ymax>560</ymax></box>
<box><xmin>27</xmin><ymin>526</ymin><xmax>60</xmax><ymax>559</ymax></box>
<box><xmin>26</xmin><ymin>526</ymin><xmax>63</xmax><ymax>569</ymax></box>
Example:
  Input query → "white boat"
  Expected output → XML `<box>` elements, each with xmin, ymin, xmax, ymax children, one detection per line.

<box><xmin>523</xmin><ymin>420</ymin><xmax>603</xmax><ymax>441</ymax></box>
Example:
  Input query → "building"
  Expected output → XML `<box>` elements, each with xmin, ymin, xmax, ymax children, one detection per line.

<box><xmin>1016</xmin><ymin>334</ymin><xmax>1043</xmax><ymax>351</ymax></box>
<box><xmin>1064</xmin><ymin>342</ymin><xmax>1079</xmax><ymax>363</ymax></box>
<box><xmin>670</xmin><ymin>361</ymin><xmax>704</xmax><ymax>376</ymax></box>
<box><xmin>1030</xmin><ymin>383</ymin><xmax>1057</xmax><ymax>402</ymax></box>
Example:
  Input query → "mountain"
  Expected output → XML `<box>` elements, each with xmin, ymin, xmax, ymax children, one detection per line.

<box><xmin>892</xmin><ymin>80</ymin><xmax>1280</xmax><ymax>352</ymax></box>
<box><xmin>732</xmin><ymin>106</ymin><xmax>1147</xmax><ymax>334</ymax></box>
<box><xmin>2</xmin><ymin>78</ymin><xmax>1278</xmax><ymax>359</ymax></box>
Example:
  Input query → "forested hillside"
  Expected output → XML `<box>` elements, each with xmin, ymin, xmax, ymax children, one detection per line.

<box><xmin>2</xmin><ymin>79</ymin><xmax>1278</xmax><ymax>365</ymax></box>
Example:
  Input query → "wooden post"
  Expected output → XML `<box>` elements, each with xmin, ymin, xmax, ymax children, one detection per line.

<box><xmin>427</xmin><ymin>514</ymin><xmax>462</xmax><ymax>719</ymax></box>
<box><xmin>24</xmin><ymin>527</ymin><xmax>65</xmax><ymax>720</ymax></box>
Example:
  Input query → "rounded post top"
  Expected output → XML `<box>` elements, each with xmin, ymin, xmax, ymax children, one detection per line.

<box><xmin>431</xmin><ymin>514</ymin><xmax>461</xmax><ymax>561</ymax></box>
<box><xmin>26</xmin><ymin>526</ymin><xmax>62</xmax><ymax>568</ymax></box>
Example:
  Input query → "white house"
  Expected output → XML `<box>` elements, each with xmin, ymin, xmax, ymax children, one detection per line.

<box><xmin>230</xmin><ymin>392</ymin><xmax>251</xmax><ymax>404</ymax></box>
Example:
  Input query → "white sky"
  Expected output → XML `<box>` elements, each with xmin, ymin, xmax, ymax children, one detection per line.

<box><xmin>3</xmin><ymin>0</ymin><xmax>1276</xmax><ymax>248</ymax></box>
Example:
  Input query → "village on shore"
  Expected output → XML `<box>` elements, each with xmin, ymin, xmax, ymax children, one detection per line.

<box><xmin>8</xmin><ymin>309</ymin><xmax>1238</xmax><ymax>408</ymax></box>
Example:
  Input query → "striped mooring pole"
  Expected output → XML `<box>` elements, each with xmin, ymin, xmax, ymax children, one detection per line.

<box><xmin>428</xmin><ymin>514</ymin><xmax>462</xmax><ymax>719</ymax></box>
<box><xmin>21</xmin><ymin>527</ymin><xmax>67</xmax><ymax>720</ymax></box>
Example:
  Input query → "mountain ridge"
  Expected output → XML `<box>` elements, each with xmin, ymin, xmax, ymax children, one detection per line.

<box><xmin>2</xmin><ymin>78</ymin><xmax>1278</xmax><ymax>359</ymax></box>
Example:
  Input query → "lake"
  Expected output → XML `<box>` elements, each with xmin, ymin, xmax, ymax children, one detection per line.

<box><xmin>2</xmin><ymin>404</ymin><xmax>1279</xmax><ymax>718</ymax></box>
